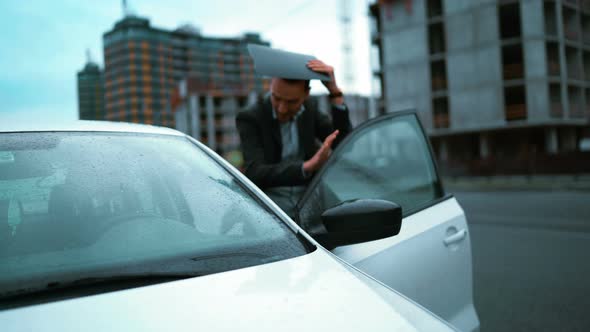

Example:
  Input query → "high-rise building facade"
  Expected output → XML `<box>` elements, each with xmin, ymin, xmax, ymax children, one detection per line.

<box><xmin>171</xmin><ymin>78</ymin><xmax>258</xmax><ymax>162</ymax></box>
<box><xmin>172</xmin><ymin>85</ymin><xmax>371</xmax><ymax>169</ymax></box>
<box><xmin>102</xmin><ymin>14</ymin><xmax>269</xmax><ymax>127</ymax></box>
<box><xmin>315</xmin><ymin>94</ymin><xmax>371</xmax><ymax>128</ymax></box>
<box><xmin>77</xmin><ymin>60</ymin><xmax>105</xmax><ymax>120</ymax></box>
<box><xmin>370</xmin><ymin>0</ymin><xmax>590</xmax><ymax>174</ymax></box>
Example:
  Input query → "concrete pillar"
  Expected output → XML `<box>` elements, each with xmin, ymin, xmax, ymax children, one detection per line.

<box><xmin>368</xmin><ymin>95</ymin><xmax>378</xmax><ymax>119</ymax></box>
<box><xmin>479</xmin><ymin>133</ymin><xmax>490</xmax><ymax>159</ymax></box>
<box><xmin>206</xmin><ymin>95</ymin><xmax>216</xmax><ymax>151</ymax></box>
<box><xmin>228</xmin><ymin>98</ymin><xmax>239</xmax><ymax>146</ymax></box>
<box><xmin>220</xmin><ymin>97</ymin><xmax>239</xmax><ymax>149</ymax></box>
<box><xmin>174</xmin><ymin>105</ymin><xmax>187</xmax><ymax>134</ymax></box>
<box><xmin>189</xmin><ymin>95</ymin><xmax>200</xmax><ymax>140</ymax></box>
<box><xmin>545</xmin><ymin>127</ymin><xmax>558</xmax><ymax>154</ymax></box>
<box><xmin>317</xmin><ymin>95</ymin><xmax>329</xmax><ymax>114</ymax></box>
<box><xmin>247</xmin><ymin>91</ymin><xmax>258</xmax><ymax>107</ymax></box>
<box><xmin>556</xmin><ymin>2</ymin><xmax>571</xmax><ymax>118</ymax></box>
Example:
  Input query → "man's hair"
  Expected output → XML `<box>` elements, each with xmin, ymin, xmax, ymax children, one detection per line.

<box><xmin>280</xmin><ymin>78</ymin><xmax>311</xmax><ymax>91</ymax></box>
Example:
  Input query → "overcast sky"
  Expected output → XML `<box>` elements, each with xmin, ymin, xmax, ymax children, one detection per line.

<box><xmin>0</xmin><ymin>0</ymin><xmax>375</xmax><ymax>122</ymax></box>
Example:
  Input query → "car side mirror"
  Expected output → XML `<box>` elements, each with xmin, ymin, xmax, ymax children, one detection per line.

<box><xmin>320</xmin><ymin>199</ymin><xmax>402</xmax><ymax>248</ymax></box>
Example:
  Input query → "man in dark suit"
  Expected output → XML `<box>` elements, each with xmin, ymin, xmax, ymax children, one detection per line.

<box><xmin>236</xmin><ymin>58</ymin><xmax>352</xmax><ymax>217</ymax></box>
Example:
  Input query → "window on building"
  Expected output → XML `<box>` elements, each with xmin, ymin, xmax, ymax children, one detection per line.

<box><xmin>504</xmin><ymin>85</ymin><xmax>527</xmax><ymax>121</ymax></box>
<box><xmin>582</xmin><ymin>14</ymin><xmax>590</xmax><ymax>45</ymax></box>
<box><xmin>568</xmin><ymin>86</ymin><xmax>584</xmax><ymax>118</ymax></box>
<box><xmin>565</xmin><ymin>46</ymin><xmax>582</xmax><ymax>80</ymax></box>
<box><xmin>430</xmin><ymin>60</ymin><xmax>447</xmax><ymax>91</ymax></box>
<box><xmin>499</xmin><ymin>3</ymin><xmax>521</xmax><ymax>39</ymax></box>
<box><xmin>544</xmin><ymin>1</ymin><xmax>558</xmax><ymax>37</ymax></box>
<box><xmin>433</xmin><ymin>97</ymin><xmax>449</xmax><ymax>129</ymax></box>
<box><xmin>428</xmin><ymin>22</ymin><xmax>446</xmax><ymax>55</ymax></box>
<box><xmin>584</xmin><ymin>51</ymin><xmax>590</xmax><ymax>81</ymax></box>
<box><xmin>549</xmin><ymin>83</ymin><xmax>563</xmax><ymax>118</ymax></box>
<box><xmin>562</xmin><ymin>6</ymin><xmax>580</xmax><ymax>41</ymax></box>
<box><xmin>427</xmin><ymin>0</ymin><xmax>443</xmax><ymax>19</ymax></box>
<box><xmin>502</xmin><ymin>44</ymin><xmax>525</xmax><ymax>80</ymax></box>
<box><xmin>546</xmin><ymin>42</ymin><xmax>560</xmax><ymax>76</ymax></box>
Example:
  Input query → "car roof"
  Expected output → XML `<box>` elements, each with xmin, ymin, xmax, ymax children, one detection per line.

<box><xmin>0</xmin><ymin>120</ymin><xmax>185</xmax><ymax>136</ymax></box>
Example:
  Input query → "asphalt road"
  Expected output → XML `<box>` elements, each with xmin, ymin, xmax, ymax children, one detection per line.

<box><xmin>453</xmin><ymin>191</ymin><xmax>590</xmax><ymax>332</ymax></box>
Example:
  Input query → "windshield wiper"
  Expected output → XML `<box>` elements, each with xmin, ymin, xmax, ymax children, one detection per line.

<box><xmin>66</xmin><ymin>272</ymin><xmax>204</xmax><ymax>287</ymax></box>
<box><xmin>0</xmin><ymin>272</ymin><xmax>203</xmax><ymax>310</ymax></box>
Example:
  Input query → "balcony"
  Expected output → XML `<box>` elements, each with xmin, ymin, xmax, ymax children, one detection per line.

<box><xmin>565</xmin><ymin>47</ymin><xmax>582</xmax><ymax>80</ymax></box>
<box><xmin>430</xmin><ymin>59</ymin><xmax>447</xmax><ymax>91</ymax></box>
<box><xmin>499</xmin><ymin>3</ymin><xmax>522</xmax><ymax>40</ymax></box>
<box><xmin>563</xmin><ymin>6</ymin><xmax>581</xmax><ymax>41</ymax></box>
<box><xmin>546</xmin><ymin>42</ymin><xmax>560</xmax><ymax>76</ymax></box>
<box><xmin>503</xmin><ymin>63</ymin><xmax>524</xmax><ymax>80</ymax></box>
<box><xmin>550</xmin><ymin>83</ymin><xmax>563</xmax><ymax>118</ymax></box>
<box><xmin>547</xmin><ymin>61</ymin><xmax>560</xmax><ymax>76</ymax></box>
<box><xmin>432</xmin><ymin>96</ymin><xmax>449</xmax><ymax>129</ymax></box>
<box><xmin>568</xmin><ymin>87</ymin><xmax>584</xmax><ymax>118</ymax></box>
<box><xmin>431</xmin><ymin>76</ymin><xmax>447</xmax><ymax>91</ymax></box>
<box><xmin>504</xmin><ymin>85</ymin><xmax>527</xmax><ymax>121</ymax></box>
<box><xmin>428</xmin><ymin>23</ymin><xmax>446</xmax><ymax>55</ymax></box>
<box><xmin>550</xmin><ymin>102</ymin><xmax>564</xmax><ymax>117</ymax></box>
<box><xmin>544</xmin><ymin>1</ymin><xmax>558</xmax><ymax>37</ymax></box>
<box><xmin>570</xmin><ymin>105</ymin><xmax>585</xmax><ymax>117</ymax></box>
<box><xmin>433</xmin><ymin>113</ymin><xmax>449</xmax><ymax>128</ymax></box>
<box><xmin>427</xmin><ymin>0</ymin><xmax>443</xmax><ymax>19</ymax></box>
<box><xmin>502</xmin><ymin>44</ymin><xmax>525</xmax><ymax>80</ymax></box>
<box><xmin>505</xmin><ymin>104</ymin><xmax>527</xmax><ymax>120</ymax></box>
<box><xmin>564</xmin><ymin>28</ymin><xmax>580</xmax><ymax>41</ymax></box>
<box><xmin>583</xmin><ymin>16</ymin><xmax>590</xmax><ymax>44</ymax></box>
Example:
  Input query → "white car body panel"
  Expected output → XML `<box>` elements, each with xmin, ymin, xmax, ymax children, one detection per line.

<box><xmin>333</xmin><ymin>198</ymin><xmax>478</xmax><ymax>332</ymax></box>
<box><xmin>198</xmin><ymin>114</ymin><xmax>479</xmax><ymax>331</ymax></box>
<box><xmin>0</xmin><ymin>120</ymin><xmax>471</xmax><ymax>331</ymax></box>
<box><xmin>1</xmin><ymin>249</ymin><xmax>455</xmax><ymax>332</ymax></box>
<box><xmin>0</xmin><ymin>120</ymin><xmax>183</xmax><ymax>136</ymax></box>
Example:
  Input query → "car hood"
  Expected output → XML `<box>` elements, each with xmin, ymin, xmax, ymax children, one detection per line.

<box><xmin>0</xmin><ymin>249</ymin><xmax>453</xmax><ymax>331</ymax></box>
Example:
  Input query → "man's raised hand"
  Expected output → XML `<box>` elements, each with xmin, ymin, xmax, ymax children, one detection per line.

<box><xmin>303</xmin><ymin>130</ymin><xmax>339</xmax><ymax>173</ymax></box>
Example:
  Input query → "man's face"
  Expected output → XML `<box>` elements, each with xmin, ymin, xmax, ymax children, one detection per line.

<box><xmin>270</xmin><ymin>78</ymin><xmax>309</xmax><ymax>123</ymax></box>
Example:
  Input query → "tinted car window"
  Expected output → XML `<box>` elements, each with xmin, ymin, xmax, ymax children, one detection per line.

<box><xmin>298</xmin><ymin>114</ymin><xmax>441</xmax><ymax>231</ymax></box>
<box><xmin>0</xmin><ymin>132</ymin><xmax>307</xmax><ymax>300</ymax></box>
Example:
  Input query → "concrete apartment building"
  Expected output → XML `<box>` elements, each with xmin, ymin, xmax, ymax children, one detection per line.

<box><xmin>172</xmin><ymin>79</ymin><xmax>370</xmax><ymax>166</ymax></box>
<box><xmin>171</xmin><ymin>78</ymin><xmax>257</xmax><ymax>163</ymax></box>
<box><xmin>77</xmin><ymin>58</ymin><xmax>105</xmax><ymax>121</ymax></box>
<box><xmin>316</xmin><ymin>94</ymin><xmax>371</xmax><ymax>127</ymax></box>
<box><xmin>96</xmin><ymin>10</ymin><xmax>269</xmax><ymax>127</ymax></box>
<box><xmin>370</xmin><ymin>0</ymin><xmax>590</xmax><ymax>174</ymax></box>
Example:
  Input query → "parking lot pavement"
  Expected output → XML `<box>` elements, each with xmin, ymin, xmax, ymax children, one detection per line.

<box><xmin>454</xmin><ymin>190</ymin><xmax>590</xmax><ymax>332</ymax></box>
<box><xmin>444</xmin><ymin>175</ymin><xmax>590</xmax><ymax>192</ymax></box>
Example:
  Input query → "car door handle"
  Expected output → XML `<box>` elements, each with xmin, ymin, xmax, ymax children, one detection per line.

<box><xmin>443</xmin><ymin>229</ymin><xmax>467</xmax><ymax>246</ymax></box>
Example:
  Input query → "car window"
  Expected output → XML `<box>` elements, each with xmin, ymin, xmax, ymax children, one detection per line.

<box><xmin>0</xmin><ymin>132</ymin><xmax>308</xmax><ymax>300</ymax></box>
<box><xmin>297</xmin><ymin>113</ymin><xmax>442</xmax><ymax>231</ymax></box>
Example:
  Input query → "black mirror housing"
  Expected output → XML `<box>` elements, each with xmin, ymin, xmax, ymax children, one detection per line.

<box><xmin>320</xmin><ymin>199</ymin><xmax>402</xmax><ymax>248</ymax></box>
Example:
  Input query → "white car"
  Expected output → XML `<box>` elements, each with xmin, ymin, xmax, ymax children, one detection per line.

<box><xmin>0</xmin><ymin>112</ymin><xmax>477</xmax><ymax>331</ymax></box>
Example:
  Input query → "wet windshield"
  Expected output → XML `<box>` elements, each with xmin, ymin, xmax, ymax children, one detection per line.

<box><xmin>0</xmin><ymin>132</ymin><xmax>308</xmax><ymax>300</ymax></box>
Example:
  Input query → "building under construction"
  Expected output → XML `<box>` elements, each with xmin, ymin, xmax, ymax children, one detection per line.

<box><xmin>77</xmin><ymin>56</ymin><xmax>105</xmax><ymax>121</ymax></box>
<box><xmin>172</xmin><ymin>78</ymin><xmax>371</xmax><ymax>166</ymax></box>
<box><xmin>370</xmin><ymin>0</ymin><xmax>590</xmax><ymax>175</ymax></box>
<box><xmin>96</xmin><ymin>6</ymin><xmax>269</xmax><ymax>126</ymax></box>
<box><xmin>171</xmin><ymin>77</ymin><xmax>258</xmax><ymax>164</ymax></box>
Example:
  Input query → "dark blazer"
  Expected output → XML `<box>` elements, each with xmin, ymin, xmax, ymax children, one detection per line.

<box><xmin>236</xmin><ymin>96</ymin><xmax>352</xmax><ymax>189</ymax></box>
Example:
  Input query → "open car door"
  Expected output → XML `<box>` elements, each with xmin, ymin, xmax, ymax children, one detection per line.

<box><xmin>295</xmin><ymin>111</ymin><xmax>479</xmax><ymax>332</ymax></box>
